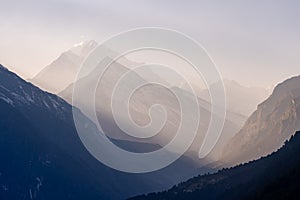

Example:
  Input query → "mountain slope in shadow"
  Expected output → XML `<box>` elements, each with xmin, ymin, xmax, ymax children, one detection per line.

<box><xmin>0</xmin><ymin>64</ymin><xmax>202</xmax><ymax>200</ymax></box>
<box><xmin>129</xmin><ymin>130</ymin><xmax>300</xmax><ymax>200</ymax></box>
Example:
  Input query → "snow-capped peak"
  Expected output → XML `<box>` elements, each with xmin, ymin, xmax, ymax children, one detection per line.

<box><xmin>70</xmin><ymin>40</ymin><xmax>98</xmax><ymax>56</ymax></box>
<box><xmin>73</xmin><ymin>40</ymin><xmax>97</xmax><ymax>48</ymax></box>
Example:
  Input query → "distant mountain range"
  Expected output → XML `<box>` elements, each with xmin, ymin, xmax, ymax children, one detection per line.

<box><xmin>222</xmin><ymin>75</ymin><xmax>300</xmax><ymax>166</ymax></box>
<box><xmin>29</xmin><ymin>40</ymin><xmax>268</xmax><ymax>118</ymax></box>
<box><xmin>0</xmin><ymin>64</ymin><xmax>206</xmax><ymax>200</ymax></box>
<box><xmin>28</xmin><ymin>41</ymin><xmax>252</xmax><ymax>162</ymax></box>
<box><xmin>199</xmin><ymin>79</ymin><xmax>270</xmax><ymax>117</ymax></box>
<box><xmin>58</xmin><ymin>56</ymin><xmax>244</xmax><ymax>162</ymax></box>
<box><xmin>129</xmin><ymin>130</ymin><xmax>300</xmax><ymax>200</ymax></box>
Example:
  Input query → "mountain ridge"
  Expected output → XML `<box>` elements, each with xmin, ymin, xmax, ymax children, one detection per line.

<box><xmin>222</xmin><ymin>74</ymin><xmax>300</xmax><ymax>166</ymax></box>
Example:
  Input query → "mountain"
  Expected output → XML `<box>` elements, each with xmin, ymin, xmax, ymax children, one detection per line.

<box><xmin>59</xmin><ymin>57</ymin><xmax>246</xmax><ymax>162</ymax></box>
<box><xmin>129</xmin><ymin>130</ymin><xmax>300</xmax><ymax>200</ymax></box>
<box><xmin>29</xmin><ymin>41</ymin><xmax>170</xmax><ymax>95</ymax></box>
<box><xmin>222</xmin><ymin>75</ymin><xmax>300</xmax><ymax>166</ymax></box>
<box><xmin>29</xmin><ymin>40</ymin><xmax>98</xmax><ymax>93</ymax></box>
<box><xmin>0</xmin><ymin>64</ymin><xmax>205</xmax><ymax>199</ymax></box>
<box><xmin>200</xmin><ymin>79</ymin><xmax>270</xmax><ymax>117</ymax></box>
<box><xmin>28</xmin><ymin>42</ymin><xmax>246</xmax><ymax>162</ymax></box>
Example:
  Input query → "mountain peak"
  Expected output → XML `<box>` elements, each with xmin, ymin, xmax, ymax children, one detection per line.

<box><xmin>69</xmin><ymin>40</ymin><xmax>98</xmax><ymax>57</ymax></box>
<box><xmin>30</xmin><ymin>40</ymin><xmax>99</xmax><ymax>93</ymax></box>
<box><xmin>272</xmin><ymin>75</ymin><xmax>300</xmax><ymax>95</ymax></box>
<box><xmin>222</xmin><ymin>79</ymin><xmax>241</xmax><ymax>86</ymax></box>
<box><xmin>73</xmin><ymin>40</ymin><xmax>98</xmax><ymax>48</ymax></box>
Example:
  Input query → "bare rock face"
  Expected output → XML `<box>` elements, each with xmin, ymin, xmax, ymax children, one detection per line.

<box><xmin>222</xmin><ymin>75</ymin><xmax>300</xmax><ymax>166</ymax></box>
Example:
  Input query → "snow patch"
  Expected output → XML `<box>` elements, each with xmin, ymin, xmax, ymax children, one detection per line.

<box><xmin>0</xmin><ymin>95</ymin><xmax>14</xmax><ymax>106</ymax></box>
<box><xmin>36</xmin><ymin>177</ymin><xmax>42</xmax><ymax>191</ymax></box>
<box><xmin>29</xmin><ymin>188</ymin><xmax>33</xmax><ymax>199</ymax></box>
<box><xmin>2</xmin><ymin>185</ymin><xmax>8</xmax><ymax>191</ymax></box>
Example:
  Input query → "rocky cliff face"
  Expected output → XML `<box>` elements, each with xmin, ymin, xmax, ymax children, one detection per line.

<box><xmin>222</xmin><ymin>75</ymin><xmax>300</xmax><ymax>166</ymax></box>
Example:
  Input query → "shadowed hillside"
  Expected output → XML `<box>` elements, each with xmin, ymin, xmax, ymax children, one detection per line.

<box><xmin>129</xmin><ymin>130</ymin><xmax>300</xmax><ymax>200</ymax></box>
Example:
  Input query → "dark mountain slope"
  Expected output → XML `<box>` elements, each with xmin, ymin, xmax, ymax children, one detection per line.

<box><xmin>0</xmin><ymin>100</ymin><xmax>107</xmax><ymax>199</ymax></box>
<box><xmin>0</xmin><ymin>64</ymin><xmax>201</xmax><ymax>200</ymax></box>
<box><xmin>129</xmin><ymin>130</ymin><xmax>300</xmax><ymax>200</ymax></box>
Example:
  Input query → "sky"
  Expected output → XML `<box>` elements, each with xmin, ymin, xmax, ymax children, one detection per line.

<box><xmin>0</xmin><ymin>0</ymin><xmax>299</xmax><ymax>88</ymax></box>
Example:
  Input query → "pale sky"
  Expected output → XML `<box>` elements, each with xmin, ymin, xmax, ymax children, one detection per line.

<box><xmin>0</xmin><ymin>0</ymin><xmax>299</xmax><ymax>88</ymax></box>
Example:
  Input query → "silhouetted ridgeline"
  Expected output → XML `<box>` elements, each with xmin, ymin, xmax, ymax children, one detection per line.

<box><xmin>129</xmin><ymin>131</ymin><xmax>300</xmax><ymax>200</ymax></box>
